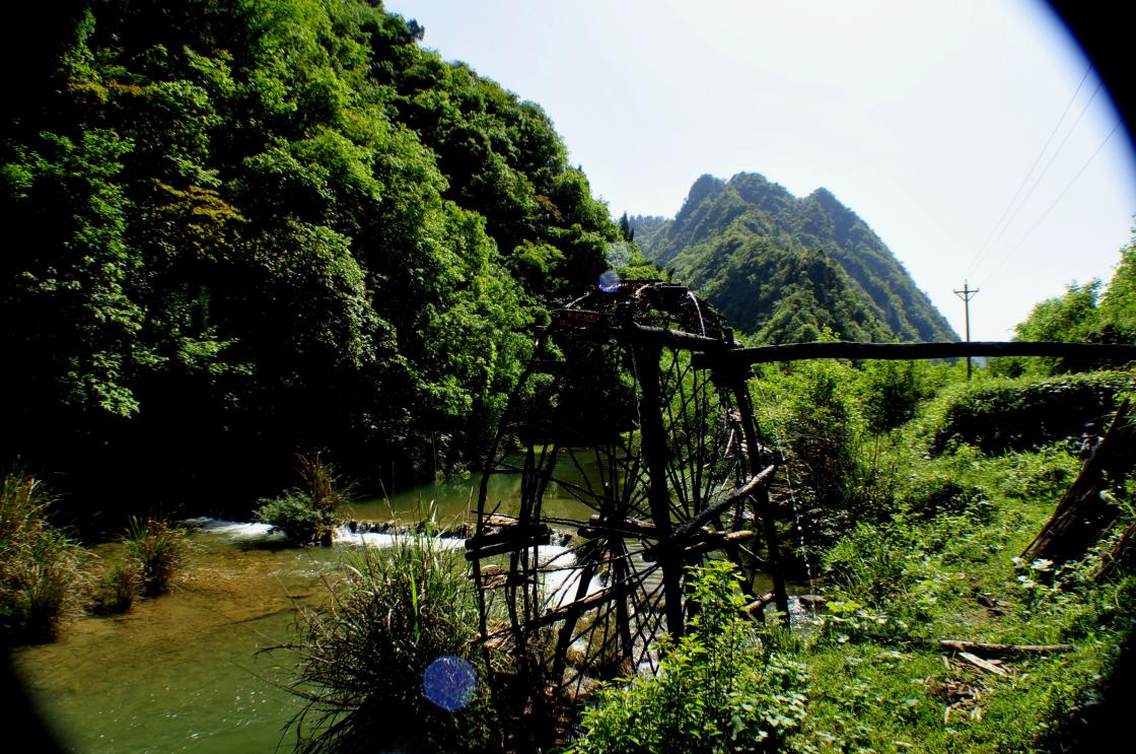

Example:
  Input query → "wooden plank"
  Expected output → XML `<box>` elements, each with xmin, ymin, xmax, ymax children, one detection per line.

<box><xmin>578</xmin><ymin>515</ymin><xmax>660</xmax><ymax>540</ymax></box>
<box><xmin>465</xmin><ymin>528</ymin><xmax>552</xmax><ymax>561</ymax></box>
<box><xmin>1022</xmin><ymin>399</ymin><xmax>1132</xmax><ymax>562</ymax></box>
<box><xmin>531</xmin><ymin>585</ymin><xmax>622</xmax><ymax>628</ymax></box>
<box><xmin>465</xmin><ymin>522</ymin><xmax>551</xmax><ymax>550</ymax></box>
<box><xmin>730</xmin><ymin>378</ymin><xmax>791</xmax><ymax>625</ymax></box>
<box><xmin>694</xmin><ymin>340</ymin><xmax>1136</xmax><ymax>369</ymax></box>
<box><xmin>636</xmin><ymin>342</ymin><xmax>688</xmax><ymax>638</ymax></box>
<box><xmin>643</xmin><ymin>530</ymin><xmax>756</xmax><ymax>562</ymax></box>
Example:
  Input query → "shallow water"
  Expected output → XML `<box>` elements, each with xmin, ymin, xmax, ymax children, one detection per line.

<box><xmin>9</xmin><ymin>461</ymin><xmax>595</xmax><ymax>753</ymax></box>
<box><xmin>10</xmin><ymin>455</ymin><xmax>801</xmax><ymax>752</ymax></box>
<box><xmin>11</xmin><ymin>530</ymin><xmax>339</xmax><ymax>752</ymax></box>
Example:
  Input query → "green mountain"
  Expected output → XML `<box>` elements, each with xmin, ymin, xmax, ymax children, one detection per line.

<box><xmin>631</xmin><ymin>173</ymin><xmax>957</xmax><ymax>344</ymax></box>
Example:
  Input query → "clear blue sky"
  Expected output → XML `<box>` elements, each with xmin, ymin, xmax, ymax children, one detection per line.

<box><xmin>387</xmin><ymin>0</ymin><xmax>1136</xmax><ymax>341</ymax></box>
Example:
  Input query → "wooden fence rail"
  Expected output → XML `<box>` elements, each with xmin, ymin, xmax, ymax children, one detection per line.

<box><xmin>693</xmin><ymin>340</ymin><xmax>1136</xmax><ymax>370</ymax></box>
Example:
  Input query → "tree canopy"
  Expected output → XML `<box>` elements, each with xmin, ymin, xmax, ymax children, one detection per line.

<box><xmin>1</xmin><ymin>0</ymin><xmax>619</xmax><ymax>505</ymax></box>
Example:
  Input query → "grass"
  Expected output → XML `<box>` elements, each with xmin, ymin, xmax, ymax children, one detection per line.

<box><xmin>570</xmin><ymin>366</ymin><xmax>1135</xmax><ymax>753</ymax></box>
<box><xmin>782</xmin><ymin>435</ymin><xmax>1136</xmax><ymax>753</ymax></box>
<box><xmin>88</xmin><ymin>556</ymin><xmax>143</xmax><ymax>615</ymax></box>
<box><xmin>282</xmin><ymin>530</ymin><xmax>500</xmax><ymax>753</ymax></box>
<box><xmin>123</xmin><ymin>517</ymin><xmax>189</xmax><ymax>597</ymax></box>
<box><xmin>0</xmin><ymin>473</ymin><xmax>86</xmax><ymax>644</ymax></box>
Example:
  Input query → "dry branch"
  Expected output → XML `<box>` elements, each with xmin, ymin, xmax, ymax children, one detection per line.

<box><xmin>937</xmin><ymin>639</ymin><xmax>1073</xmax><ymax>655</ymax></box>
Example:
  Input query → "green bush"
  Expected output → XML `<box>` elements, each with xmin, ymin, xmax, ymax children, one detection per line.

<box><xmin>569</xmin><ymin>561</ymin><xmax>809</xmax><ymax>754</ymax></box>
<box><xmin>254</xmin><ymin>492</ymin><xmax>332</xmax><ymax>545</ymax></box>
<box><xmin>254</xmin><ymin>452</ymin><xmax>345</xmax><ymax>546</ymax></box>
<box><xmin>285</xmin><ymin>534</ymin><xmax>499</xmax><ymax>753</ymax></box>
<box><xmin>0</xmin><ymin>474</ymin><xmax>86</xmax><ymax>643</ymax></box>
<box><xmin>929</xmin><ymin>371</ymin><xmax>1132</xmax><ymax>455</ymax></box>
<box><xmin>770</xmin><ymin>360</ymin><xmax>891</xmax><ymax>544</ymax></box>
<box><xmin>861</xmin><ymin>360</ymin><xmax>936</xmax><ymax>433</ymax></box>
<box><xmin>124</xmin><ymin>518</ymin><xmax>189</xmax><ymax>597</ymax></box>
<box><xmin>898</xmin><ymin>466</ymin><xmax>988</xmax><ymax>521</ymax></box>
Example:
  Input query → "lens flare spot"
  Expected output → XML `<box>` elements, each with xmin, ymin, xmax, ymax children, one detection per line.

<box><xmin>422</xmin><ymin>656</ymin><xmax>476</xmax><ymax>712</ymax></box>
<box><xmin>598</xmin><ymin>270</ymin><xmax>621</xmax><ymax>293</ymax></box>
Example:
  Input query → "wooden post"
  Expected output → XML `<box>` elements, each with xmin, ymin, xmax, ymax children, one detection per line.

<box><xmin>634</xmin><ymin>342</ymin><xmax>686</xmax><ymax>637</ymax></box>
<box><xmin>726</xmin><ymin>369</ymin><xmax>791</xmax><ymax>626</ymax></box>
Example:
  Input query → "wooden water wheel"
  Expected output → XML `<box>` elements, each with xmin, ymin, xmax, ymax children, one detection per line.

<box><xmin>467</xmin><ymin>280</ymin><xmax>788</xmax><ymax>723</ymax></box>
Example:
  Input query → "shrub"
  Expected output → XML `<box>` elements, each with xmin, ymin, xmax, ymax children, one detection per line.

<box><xmin>124</xmin><ymin>518</ymin><xmax>189</xmax><ymax>597</ymax></box>
<box><xmin>770</xmin><ymin>360</ymin><xmax>892</xmax><ymax>545</ymax></box>
<box><xmin>929</xmin><ymin>371</ymin><xmax>1133</xmax><ymax>455</ymax></box>
<box><xmin>569</xmin><ymin>561</ymin><xmax>809</xmax><ymax>754</ymax></box>
<box><xmin>284</xmin><ymin>533</ymin><xmax>499</xmax><ymax>753</ymax></box>
<box><xmin>254</xmin><ymin>452</ymin><xmax>345</xmax><ymax>546</ymax></box>
<box><xmin>254</xmin><ymin>492</ymin><xmax>331</xmax><ymax>545</ymax></box>
<box><xmin>898</xmin><ymin>467</ymin><xmax>988</xmax><ymax>520</ymax></box>
<box><xmin>861</xmin><ymin>360</ymin><xmax>935</xmax><ymax>433</ymax></box>
<box><xmin>0</xmin><ymin>473</ymin><xmax>86</xmax><ymax>643</ymax></box>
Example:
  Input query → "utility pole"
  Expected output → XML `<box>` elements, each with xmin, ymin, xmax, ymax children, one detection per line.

<box><xmin>954</xmin><ymin>281</ymin><xmax>979</xmax><ymax>380</ymax></box>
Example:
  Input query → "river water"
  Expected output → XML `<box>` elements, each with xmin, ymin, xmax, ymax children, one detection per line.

<box><xmin>10</xmin><ymin>460</ymin><xmax>802</xmax><ymax>752</ymax></box>
<box><xmin>9</xmin><ymin>464</ymin><xmax>597</xmax><ymax>752</ymax></box>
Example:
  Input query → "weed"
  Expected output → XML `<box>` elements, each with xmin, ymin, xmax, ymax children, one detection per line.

<box><xmin>570</xmin><ymin>561</ymin><xmax>809</xmax><ymax>754</ymax></box>
<box><xmin>255</xmin><ymin>452</ymin><xmax>346</xmax><ymax>546</ymax></box>
<box><xmin>88</xmin><ymin>557</ymin><xmax>143</xmax><ymax>615</ymax></box>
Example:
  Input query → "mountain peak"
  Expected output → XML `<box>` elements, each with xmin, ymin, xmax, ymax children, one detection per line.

<box><xmin>632</xmin><ymin>172</ymin><xmax>957</xmax><ymax>344</ymax></box>
<box><xmin>680</xmin><ymin>174</ymin><xmax>726</xmax><ymax>213</ymax></box>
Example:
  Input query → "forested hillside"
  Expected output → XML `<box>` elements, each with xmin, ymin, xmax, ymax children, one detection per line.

<box><xmin>1</xmin><ymin>0</ymin><xmax>620</xmax><ymax>506</ymax></box>
<box><xmin>632</xmin><ymin>173</ymin><xmax>957</xmax><ymax>343</ymax></box>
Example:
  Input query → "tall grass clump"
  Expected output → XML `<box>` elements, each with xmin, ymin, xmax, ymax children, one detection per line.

<box><xmin>570</xmin><ymin>561</ymin><xmax>809</xmax><ymax>754</ymax></box>
<box><xmin>284</xmin><ymin>533</ymin><xmax>499</xmax><ymax>753</ymax></box>
<box><xmin>256</xmin><ymin>452</ymin><xmax>347</xmax><ymax>546</ymax></box>
<box><xmin>124</xmin><ymin>517</ymin><xmax>189</xmax><ymax>597</ymax></box>
<box><xmin>0</xmin><ymin>473</ymin><xmax>85</xmax><ymax>644</ymax></box>
<box><xmin>88</xmin><ymin>557</ymin><xmax>144</xmax><ymax>615</ymax></box>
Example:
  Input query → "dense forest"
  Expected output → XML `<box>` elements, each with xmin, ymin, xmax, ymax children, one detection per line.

<box><xmin>1</xmin><ymin>0</ymin><xmax>640</xmax><ymax>510</ymax></box>
<box><xmin>630</xmin><ymin>173</ymin><xmax>958</xmax><ymax>344</ymax></box>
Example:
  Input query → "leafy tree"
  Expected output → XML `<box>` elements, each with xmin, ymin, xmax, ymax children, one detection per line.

<box><xmin>1</xmin><ymin>0</ymin><xmax>617</xmax><ymax>509</ymax></box>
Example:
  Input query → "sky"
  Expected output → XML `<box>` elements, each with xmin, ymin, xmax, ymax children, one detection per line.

<box><xmin>386</xmin><ymin>0</ymin><xmax>1136</xmax><ymax>341</ymax></box>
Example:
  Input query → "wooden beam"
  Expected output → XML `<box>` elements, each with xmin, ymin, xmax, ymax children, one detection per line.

<box><xmin>531</xmin><ymin>585</ymin><xmax>623</xmax><ymax>628</ymax></box>
<box><xmin>694</xmin><ymin>340</ymin><xmax>1136</xmax><ymax>369</ymax></box>
<box><xmin>671</xmin><ymin>465</ymin><xmax>776</xmax><ymax>541</ymax></box>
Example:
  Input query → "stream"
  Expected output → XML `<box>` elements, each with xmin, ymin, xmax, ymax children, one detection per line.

<box><xmin>9</xmin><ymin>462</ymin><xmax>600</xmax><ymax>752</ymax></box>
<box><xmin>10</xmin><ymin>459</ymin><xmax>809</xmax><ymax>752</ymax></box>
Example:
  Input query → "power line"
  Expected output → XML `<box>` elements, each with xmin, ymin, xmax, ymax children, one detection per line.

<box><xmin>977</xmin><ymin>119</ymin><xmax>1123</xmax><ymax>289</ymax></box>
<box><xmin>965</xmin><ymin>64</ymin><xmax>1095</xmax><ymax>279</ymax></box>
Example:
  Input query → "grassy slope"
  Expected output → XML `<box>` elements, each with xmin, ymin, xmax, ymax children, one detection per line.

<box><xmin>786</xmin><ymin>380</ymin><xmax>1134</xmax><ymax>753</ymax></box>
